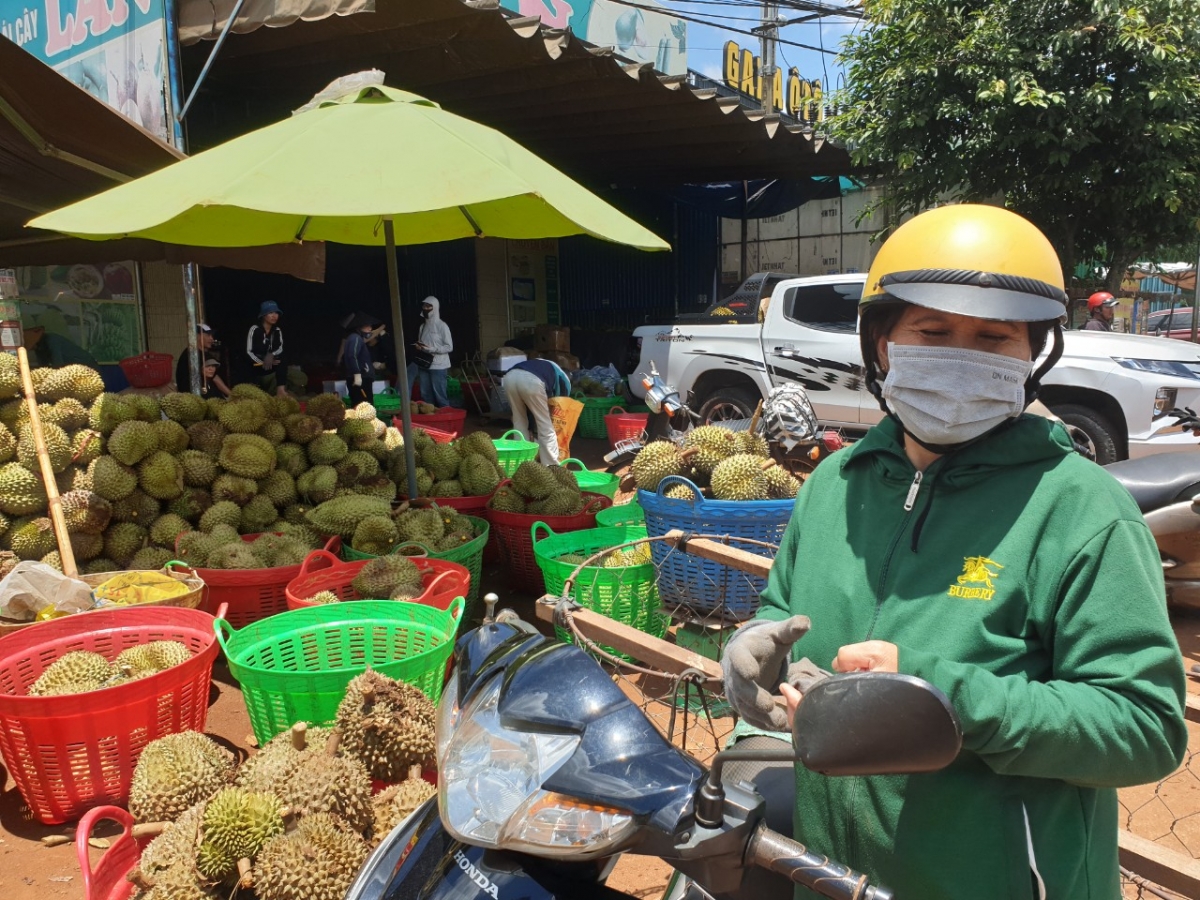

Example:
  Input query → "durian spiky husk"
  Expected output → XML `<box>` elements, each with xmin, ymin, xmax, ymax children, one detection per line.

<box><xmin>129</xmin><ymin>731</ymin><xmax>235</xmax><ymax>823</ymax></box>
<box><xmin>271</xmin><ymin>743</ymin><xmax>373</xmax><ymax>833</ymax></box>
<box><xmin>334</xmin><ymin>671</ymin><xmax>436</xmax><ymax>782</ymax></box>
<box><xmin>252</xmin><ymin>813</ymin><xmax>368</xmax><ymax>900</ymax></box>
<box><xmin>372</xmin><ymin>777</ymin><xmax>436</xmax><ymax>844</ymax></box>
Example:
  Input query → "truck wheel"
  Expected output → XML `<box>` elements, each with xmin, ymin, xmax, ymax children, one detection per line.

<box><xmin>698</xmin><ymin>387</ymin><xmax>760</xmax><ymax>425</ymax></box>
<box><xmin>1048</xmin><ymin>403</ymin><xmax>1120</xmax><ymax>465</ymax></box>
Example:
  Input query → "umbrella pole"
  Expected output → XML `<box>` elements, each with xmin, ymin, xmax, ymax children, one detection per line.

<box><xmin>384</xmin><ymin>218</ymin><xmax>419</xmax><ymax>501</ymax></box>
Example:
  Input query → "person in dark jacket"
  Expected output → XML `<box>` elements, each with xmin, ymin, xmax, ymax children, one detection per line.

<box><xmin>246</xmin><ymin>300</ymin><xmax>285</xmax><ymax>396</ymax></box>
<box><xmin>342</xmin><ymin>313</ymin><xmax>379</xmax><ymax>405</ymax></box>
<box><xmin>175</xmin><ymin>323</ymin><xmax>230</xmax><ymax>397</ymax></box>
<box><xmin>502</xmin><ymin>355</ymin><xmax>572</xmax><ymax>465</ymax></box>
<box><xmin>1082</xmin><ymin>291</ymin><xmax>1119</xmax><ymax>331</ymax></box>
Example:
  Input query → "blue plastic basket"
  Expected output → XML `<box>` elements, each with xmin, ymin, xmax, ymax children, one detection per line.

<box><xmin>639</xmin><ymin>475</ymin><xmax>794</xmax><ymax>621</ymax></box>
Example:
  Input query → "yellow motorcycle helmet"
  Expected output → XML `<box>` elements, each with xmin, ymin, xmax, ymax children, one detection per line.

<box><xmin>862</xmin><ymin>204</ymin><xmax>1068</xmax><ymax>321</ymax></box>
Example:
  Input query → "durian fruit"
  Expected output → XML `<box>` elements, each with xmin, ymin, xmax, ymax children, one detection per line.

<box><xmin>40</xmin><ymin>549</ymin><xmax>63</xmax><ymax>571</ymax></box>
<box><xmin>187</xmin><ymin>420</ymin><xmax>228</xmax><ymax>457</ymax></box>
<box><xmin>297</xmin><ymin>465</ymin><xmax>338</xmax><ymax>503</ymax></box>
<box><xmin>150</xmin><ymin>513</ymin><xmax>192</xmax><ymax>549</ymax></box>
<box><xmin>218</xmin><ymin>434</ymin><xmax>276</xmax><ymax>480</ymax></box>
<box><xmin>6</xmin><ymin>516</ymin><xmax>56</xmax><ymax>560</ymax></box>
<box><xmin>259</xmin><ymin>471</ymin><xmax>297</xmax><ymax>508</ymax></box>
<box><xmin>169</xmin><ymin>488</ymin><xmax>213</xmax><ymax>524</ymax></box>
<box><xmin>458</xmin><ymin>431</ymin><xmax>499</xmax><ymax>464</ymax></box>
<box><xmin>430</xmin><ymin>479</ymin><xmax>463</xmax><ymax>498</ymax></box>
<box><xmin>683</xmin><ymin>425</ymin><xmax>739</xmax><ymax>478</ymax></box>
<box><xmin>305</xmin><ymin>495</ymin><xmax>393</xmax><ymax>539</ymax></box>
<box><xmin>208</xmin><ymin>523</ymin><xmax>242</xmax><ymax>546</ymax></box>
<box><xmin>176</xmin><ymin>530</ymin><xmax>218</xmax><ymax>566</ymax></box>
<box><xmin>355</xmin><ymin>475</ymin><xmax>397</xmax><ymax>502</ymax></box>
<box><xmin>272</xmin><ymin>737</ymin><xmax>373</xmax><ymax>832</ymax></box>
<box><xmin>307</xmin><ymin>433</ymin><xmax>349</xmax><ymax>467</ymax></box>
<box><xmin>129</xmin><ymin>859</ymin><xmax>217</xmax><ymax>900</ymax></box>
<box><xmin>252</xmin><ymin>812</ymin><xmax>369</xmax><ymax>900</ymax></box>
<box><xmin>106</xmin><ymin>421</ymin><xmax>160</xmax><ymax>467</ymax></box>
<box><xmin>274</xmin><ymin>443</ymin><xmax>309</xmax><ymax>477</ymax></box>
<box><xmin>231</xmin><ymin>383</ymin><xmax>272</xmax><ymax>403</ymax></box>
<box><xmin>631</xmin><ymin>441</ymin><xmax>682</xmax><ymax>491</ymax></box>
<box><xmin>71</xmin><ymin>428</ymin><xmax>104</xmax><ymax>467</ymax></box>
<box><xmin>543</xmin><ymin>488</ymin><xmax>584</xmax><ymax>517</ymax></box>
<box><xmin>710</xmin><ymin>454</ymin><xmax>770</xmax><ymax>501</ymax></box>
<box><xmin>305</xmin><ymin>393</ymin><xmax>346</xmax><ymax>430</ymax></box>
<box><xmin>200</xmin><ymin>787</ymin><xmax>286</xmax><ymax>862</ymax></box>
<box><xmin>42</xmin><ymin>364</ymin><xmax>105</xmax><ymax>404</ymax></box>
<box><xmin>335</xmin><ymin>451</ymin><xmax>380</xmax><ymax>486</ymax></box>
<box><xmin>217</xmin><ymin>399</ymin><xmax>267</xmax><ymax>434</ymax></box>
<box><xmin>137</xmin><ymin>801</ymin><xmax>205</xmax><ymax>878</ymax></box>
<box><xmin>18</xmin><ymin>422</ymin><xmax>71</xmax><ymax>473</ymax></box>
<box><xmin>205</xmin><ymin>543</ymin><xmax>260</xmax><ymax>569</ymax></box>
<box><xmin>239</xmin><ymin>495</ymin><xmax>279</xmax><ymax>534</ymax></box>
<box><xmin>28</xmin><ymin>650</ymin><xmax>112</xmax><ymax>696</ymax></box>
<box><xmin>0</xmin><ymin>423</ymin><xmax>15</xmax><ymax>464</ymax></box>
<box><xmin>160</xmin><ymin>392</ymin><xmax>209</xmax><ymax>426</ymax></box>
<box><xmin>282</xmin><ymin>414</ymin><xmax>323</xmax><ymax>445</ymax></box>
<box><xmin>335</xmin><ymin>671</ymin><xmax>436</xmax><ymax>782</ymax></box>
<box><xmin>734</xmin><ymin>430</ymin><xmax>771</xmax><ymax>458</ymax></box>
<box><xmin>116</xmin><ymin>640</ymin><xmax>192</xmax><ymax>674</ymax></box>
<box><xmin>177</xmin><ymin>450</ymin><xmax>218</xmax><ymax>489</ymax></box>
<box><xmin>129</xmin><ymin>547</ymin><xmax>174</xmax><ymax>570</ymax></box>
<box><xmin>45</xmin><ymin>397</ymin><xmax>89</xmax><ymax>432</ymax></box>
<box><xmin>89</xmin><ymin>393</ymin><xmax>137</xmax><ymax>434</ymax></box>
<box><xmin>395</xmin><ymin>508</ymin><xmax>443</xmax><ymax>546</ymax></box>
<box><xmin>104</xmin><ymin>522</ymin><xmax>148</xmax><ymax>566</ymax></box>
<box><xmin>112</xmin><ymin>489</ymin><xmax>161</xmax><ymax>525</ymax></box>
<box><xmin>60</xmin><ymin>489</ymin><xmax>112</xmax><ymax>535</ymax></box>
<box><xmin>307</xmin><ymin>590</ymin><xmax>340</xmax><ymax>604</ymax></box>
<box><xmin>257</xmin><ymin>420</ymin><xmax>287</xmax><ymax>445</ymax></box>
<box><xmin>351</xmin><ymin>555</ymin><xmax>424</xmax><ymax>600</ymax></box>
<box><xmin>488</xmin><ymin>484</ymin><xmax>526</xmax><ymax>514</ymax></box>
<box><xmin>665</xmin><ymin>483</ymin><xmax>698</xmax><ymax>501</ymax></box>
<box><xmin>338</xmin><ymin>418</ymin><xmax>377</xmax><ymax>450</ymax></box>
<box><xmin>211</xmin><ymin>473</ymin><xmax>258</xmax><ymax>506</ymax></box>
<box><xmin>764</xmin><ymin>466</ymin><xmax>801</xmax><ymax>499</ymax></box>
<box><xmin>235</xmin><ymin>722</ymin><xmax>330</xmax><ymax>794</ymax></box>
<box><xmin>129</xmin><ymin>731</ymin><xmax>234</xmax><ymax>822</ymax></box>
<box><xmin>88</xmin><ymin>456</ymin><xmax>137</xmax><ymax>502</ymax></box>
<box><xmin>81</xmin><ymin>557</ymin><xmax>119</xmax><ymax>574</ymax></box>
<box><xmin>459</xmin><ymin>455</ymin><xmax>501</xmax><ymax>496</ymax></box>
<box><xmin>155</xmin><ymin>419</ymin><xmax>191</xmax><ymax>455</ymax></box>
<box><xmin>70</xmin><ymin>530</ymin><xmax>104</xmax><ymax>562</ymax></box>
<box><xmin>421</xmin><ymin>443</ymin><xmax>460</xmax><ymax>482</ymax></box>
<box><xmin>351</xmin><ymin>515</ymin><xmax>399</xmax><ymax>556</ymax></box>
<box><xmin>349</xmin><ymin>401</ymin><xmax>378</xmax><ymax>421</ymax></box>
<box><xmin>372</xmin><ymin>775</ymin><xmax>437</xmax><ymax>844</ymax></box>
<box><xmin>511</xmin><ymin>460</ymin><xmax>557</xmax><ymax>500</ymax></box>
<box><xmin>139</xmin><ymin>451</ymin><xmax>185</xmax><ymax>501</ymax></box>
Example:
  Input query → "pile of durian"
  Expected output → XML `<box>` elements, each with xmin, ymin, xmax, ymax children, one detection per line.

<box><xmin>393</xmin><ymin>429</ymin><xmax>504</xmax><ymax>500</ymax></box>
<box><xmin>557</xmin><ymin>542</ymin><xmax>653</xmax><ymax>569</ymax></box>
<box><xmin>125</xmin><ymin>670</ymin><xmax>438</xmax><ymax>900</ymax></box>
<box><xmin>346</xmin><ymin>504</ymin><xmax>483</xmax><ymax>557</ymax></box>
<box><xmin>0</xmin><ymin>353</ymin><xmax>444</xmax><ymax>577</ymax></box>
<box><xmin>486</xmin><ymin>460</ymin><xmax>588</xmax><ymax>517</ymax></box>
<box><xmin>304</xmin><ymin>554</ymin><xmax>428</xmax><ymax>604</ymax></box>
<box><xmin>24</xmin><ymin>640</ymin><xmax>192</xmax><ymax>697</ymax></box>
<box><xmin>630</xmin><ymin>426</ymin><xmax>801</xmax><ymax>501</ymax></box>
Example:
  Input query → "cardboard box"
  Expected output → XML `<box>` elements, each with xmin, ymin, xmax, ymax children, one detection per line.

<box><xmin>535</xmin><ymin>325</ymin><xmax>570</xmax><ymax>353</ymax></box>
<box><xmin>544</xmin><ymin>350</ymin><xmax>580</xmax><ymax>372</ymax></box>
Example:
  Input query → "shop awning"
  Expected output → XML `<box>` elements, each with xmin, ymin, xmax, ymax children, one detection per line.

<box><xmin>0</xmin><ymin>39</ymin><xmax>325</xmax><ymax>279</ymax></box>
<box><xmin>179</xmin><ymin>0</ymin><xmax>854</xmax><ymax>184</ymax></box>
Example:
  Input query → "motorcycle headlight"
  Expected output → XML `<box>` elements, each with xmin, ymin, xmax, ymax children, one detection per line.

<box><xmin>437</xmin><ymin>674</ymin><xmax>636</xmax><ymax>858</ymax></box>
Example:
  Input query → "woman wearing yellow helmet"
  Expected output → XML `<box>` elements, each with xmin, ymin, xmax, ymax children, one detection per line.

<box><xmin>722</xmin><ymin>205</ymin><xmax>1186</xmax><ymax>899</ymax></box>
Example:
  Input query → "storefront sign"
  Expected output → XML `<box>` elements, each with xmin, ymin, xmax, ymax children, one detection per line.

<box><xmin>723</xmin><ymin>40</ymin><xmax>824</xmax><ymax>122</ymax></box>
<box><xmin>1</xmin><ymin>0</ymin><xmax>170</xmax><ymax>140</ymax></box>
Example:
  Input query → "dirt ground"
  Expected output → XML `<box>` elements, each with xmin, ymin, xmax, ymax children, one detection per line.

<box><xmin>4</xmin><ymin>433</ymin><xmax>1200</xmax><ymax>899</ymax></box>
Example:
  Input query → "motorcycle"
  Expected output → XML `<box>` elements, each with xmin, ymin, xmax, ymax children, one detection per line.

<box><xmin>347</xmin><ymin>597</ymin><xmax>963</xmax><ymax>900</ymax></box>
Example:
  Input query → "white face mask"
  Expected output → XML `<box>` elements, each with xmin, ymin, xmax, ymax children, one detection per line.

<box><xmin>880</xmin><ymin>343</ymin><xmax>1033</xmax><ymax>447</ymax></box>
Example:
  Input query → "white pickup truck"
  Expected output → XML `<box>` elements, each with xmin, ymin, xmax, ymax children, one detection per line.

<box><xmin>630</xmin><ymin>273</ymin><xmax>1200</xmax><ymax>464</ymax></box>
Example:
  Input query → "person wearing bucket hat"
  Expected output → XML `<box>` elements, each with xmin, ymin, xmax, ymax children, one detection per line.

<box><xmin>341</xmin><ymin>311</ymin><xmax>383</xmax><ymax>405</ymax></box>
<box><xmin>721</xmin><ymin>205</ymin><xmax>1185</xmax><ymax>899</ymax></box>
<box><xmin>246</xmin><ymin>300</ymin><xmax>286</xmax><ymax>396</ymax></box>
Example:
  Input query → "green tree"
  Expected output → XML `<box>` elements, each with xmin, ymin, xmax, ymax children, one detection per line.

<box><xmin>834</xmin><ymin>0</ymin><xmax>1200</xmax><ymax>292</ymax></box>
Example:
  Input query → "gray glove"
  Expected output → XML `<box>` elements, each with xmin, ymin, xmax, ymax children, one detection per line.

<box><xmin>723</xmin><ymin>616</ymin><xmax>824</xmax><ymax>731</ymax></box>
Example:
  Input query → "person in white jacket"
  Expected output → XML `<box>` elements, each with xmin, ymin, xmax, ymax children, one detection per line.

<box><xmin>406</xmin><ymin>295</ymin><xmax>454</xmax><ymax>408</ymax></box>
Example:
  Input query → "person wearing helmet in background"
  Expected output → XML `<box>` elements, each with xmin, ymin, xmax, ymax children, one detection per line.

<box><xmin>1083</xmin><ymin>291</ymin><xmax>1119</xmax><ymax>331</ymax></box>
<box><xmin>721</xmin><ymin>205</ymin><xmax>1185</xmax><ymax>899</ymax></box>
<box><xmin>406</xmin><ymin>296</ymin><xmax>453</xmax><ymax>408</ymax></box>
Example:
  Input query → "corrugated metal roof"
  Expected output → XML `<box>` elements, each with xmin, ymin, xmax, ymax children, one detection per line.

<box><xmin>179</xmin><ymin>0</ymin><xmax>853</xmax><ymax>184</ymax></box>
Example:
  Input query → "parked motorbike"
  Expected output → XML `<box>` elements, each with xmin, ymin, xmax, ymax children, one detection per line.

<box><xmin>347</xmin><ymin>600</ymin><xmax>962</xmax><ymax>900</ymax></box>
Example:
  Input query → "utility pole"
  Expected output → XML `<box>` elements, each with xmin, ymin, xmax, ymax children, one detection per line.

<box><xmin>759</xmin><ymin>0</ymin><xmax>779</xmax><ymax>116</ymax></box>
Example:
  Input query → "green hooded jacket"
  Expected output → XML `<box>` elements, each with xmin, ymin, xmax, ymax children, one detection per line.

<box><xmin>758</xmin><ymin>414</ymin><xmax>1187</xmax><ymax>899</ymax></box>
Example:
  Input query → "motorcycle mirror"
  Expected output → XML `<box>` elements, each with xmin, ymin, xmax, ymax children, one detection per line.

<box><xmin>792</xmin><ymin>672</ymin><xmax>962</xmax><ymax>776</ymax></box>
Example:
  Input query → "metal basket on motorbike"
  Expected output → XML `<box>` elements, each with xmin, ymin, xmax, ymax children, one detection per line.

<box><xmin>596</xmin><ymin>500</ymin><xmax>645</xmax><ymax>528</ymax></box>
<box><xmin>484</xmin><ymin>485</ymin><xmax>612</xmax><ymax>593</ymax></box>
<box><xmin>640</xmin><ymin>476</ymin><xmax>793</xmax><ymax>621</ymax></box>
<box><xmin>493</xmin><ymin>429</ymin><xmax>539</xmax><ymax>476</ymax></box>
<box><xmin>561</xmin><ymin>458</ymin><xmax>620</xmax><ymax>498</ymax></box>
<box><xmin>575</xmin><ymin>392</ymin><xmax>628</xmax><ymax>440</ymax></box>
<box><xmin>604</xmin><ymin>405</ymin><xmax>650</xmax><ymax>448</ymax></box>
<box><xmin>532</xmin><ymin>523</ymin><xmax>667</xmax><ymax>659</ymax></box>
<box><xmin>216</xmin><ymin>597</ymin><xmax>463</xmax><ymax>746</ymax></box>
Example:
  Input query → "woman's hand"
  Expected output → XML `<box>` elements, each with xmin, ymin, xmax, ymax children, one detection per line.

<box><xmin>833</xmin><ymin>640</ymin><xmax>899</xmax><ymax>673</ymax></box>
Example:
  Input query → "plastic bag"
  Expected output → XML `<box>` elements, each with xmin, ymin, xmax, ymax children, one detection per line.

<box><xmin>547</xmin><ymin>396</ymin><xmax>585</xmax><ymax>461</ymax></box>
<box><xmin>93</xmin><ymin>571</ymin><xmax>191</xmax><ymax>607</ymax></box>
<box><xmin>0</xmin><ymin>562</ymin><xmax>94</xmax><ymax>622</ymax></box>
<box><xmin>571</xmin><ymin>365</ymin><xmax>623</xmax><ymax>398</ymax></box>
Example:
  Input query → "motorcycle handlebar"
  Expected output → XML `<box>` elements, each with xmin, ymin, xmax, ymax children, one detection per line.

<box><xmin>747</xmin><ymin>825</ymin><xmax>893</xmax><ymax>900</ymax></box>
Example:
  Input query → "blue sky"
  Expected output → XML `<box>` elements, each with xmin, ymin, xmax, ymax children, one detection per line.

<box><xmin>666</xmin><ymin>0</ymin><xmax>859</xmax><ymax>94</ymax></box>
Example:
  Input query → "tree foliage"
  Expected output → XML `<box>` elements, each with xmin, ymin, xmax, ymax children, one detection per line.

<box><xmin>834</xmin><ymin>0</ymin><xmax>1200</xmax><ymax>289</ymax></box>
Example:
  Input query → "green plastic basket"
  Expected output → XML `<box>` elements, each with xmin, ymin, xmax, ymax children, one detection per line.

<box><xmin>447</xmin><ymin>377</ymin><xmax>461</xmax><ymax>400</ymax></box>
<box><xmin>574</xmin><ymin>393</ymin><xmax>629</xmax><ymax>440</ymax></box>
<box><xmin>596</xmin><ymin>501</ymin><xmax>645</xmax><ymax>528</ymax></box>
<box><xmin>215</xmin><ymin>598</ymin><xmax>463</xmax><ymax>745</ymax></box>
<box><xmin>532</xmin><ymin>523</ymin><xmax>666</xmax><ymax>659</ymax></box>
<box><xmin>373</xmin><ymin>386</ymin><xmax>402</xmax><ymax>422</ymax></box>
<box><xmin>340</xmin><ymin>515</ymin><xmax>490</xmax><ymax>621</ymax></box>
<box><xmin>561</xmin><ymin>458</ymin><xmax>619</xmax><ymax>498</ymax></box>
<box><xmin>494</xmin><ymin>429</ymin><xmax>539</xmax><ymax>476</ymax></box>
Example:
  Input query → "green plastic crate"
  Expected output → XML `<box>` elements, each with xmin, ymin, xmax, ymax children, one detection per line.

<box><xmin>573</xmin><ymin>393</ymin><xmax>629</xmax><ymax>440</ymax></box>
<box><xmin>561</xmin><ymin>458</ymin><xmax>619</xmax><ymax>498</ymax></box>
<box><xmin>596</xmin><ymin>501</ymin><xmax>645</xmax><ymax>528</ymax></box>
<box><xmin>494</xmin><ymin>429</ymin><xmax>539</xmax><ymax>476</ymax></box>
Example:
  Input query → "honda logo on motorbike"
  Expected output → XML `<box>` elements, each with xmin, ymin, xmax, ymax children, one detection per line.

<box><xmin>453</xmin><ymin>849</ymin><xmax>500</xmax><ymax>899</ymax></box>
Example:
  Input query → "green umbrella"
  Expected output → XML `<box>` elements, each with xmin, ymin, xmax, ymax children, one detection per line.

<box><xmin>29</xmin><ymin>81</ymin><xmax>669</xmax><ymax>500</ymax></box>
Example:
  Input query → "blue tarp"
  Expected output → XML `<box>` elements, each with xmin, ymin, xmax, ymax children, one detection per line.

<box><xmin>667</xmin><ymin>176</ymin><xmax>862</xmax><ymax>219</ymax></box>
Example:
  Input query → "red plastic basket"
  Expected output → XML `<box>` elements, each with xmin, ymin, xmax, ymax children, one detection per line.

<box><xmin>392</xmin><ymin>417</ymin><xmax>456</xmax><ymax>444</ymax></box>
<box><xmin>0</xmin><ymin>604</ymin><xmax>222</xmax><ymax>824</ymax></box>
<box><xmin>484</xmin><ymin>483</ymin><xmax>612</xmax><ymax>593</ymax></box>
<box><xmin>409</xmin><ymin>407</ymin><xmax>467</xmax><ymax>436</ymax></box>
<box><xmin>78</xmin><ymin>806</ymin><xmax>144</xmax><ymax>900</ymax></box>
<box><xmin>118</xmin><ymin>351</ymin><xmax>174</xmax><ymax>389</ymax></box>
<box><xmin>285</xmin><ymin>549</ymin><xmax>470</xmax><ymax>612</ymax></box>
<box><xmin>605</xmin><ymin>406</ymin><xmax>650</xmax><ymax>448</ymax></box>
<box><xmin>194</xmin><ymin>534</ymin><xmax>341</xmax><ymax>629</ymax></box>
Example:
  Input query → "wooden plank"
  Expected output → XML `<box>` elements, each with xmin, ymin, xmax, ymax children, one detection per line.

<box><xmin>536</xmin><ymin>598</ymin><xmax>723</xmax><ymax>683</ymax></box>
<box><xmin>663</xmin><ymin>530</ymin><xmax>774</xmax><ymax>579</ymax></box>
<box><xmin>1118</xmin><ymin>829</ymin><xmax>1200</xmax><ymax>898</ymax></box>
<box><xmin>1185</xmin><ymin>694</ymin><xmax>1200</xmax><ymax>724</ymax></box>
